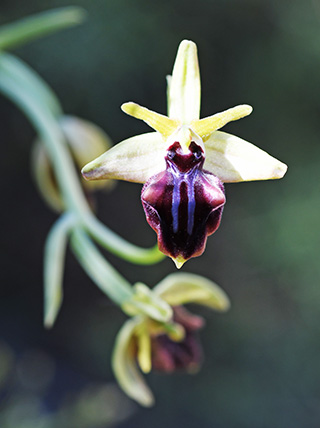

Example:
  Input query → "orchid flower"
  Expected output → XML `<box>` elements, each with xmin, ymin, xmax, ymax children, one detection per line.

<box><xmin>113</xmin><ymin>272</ymin><xmax>230</xmax><ymax>406</ymax></box>
<box><xmin>82</xmin><ymin>40</ymin><xmax>287</xmax><ymax>268</ymax></box>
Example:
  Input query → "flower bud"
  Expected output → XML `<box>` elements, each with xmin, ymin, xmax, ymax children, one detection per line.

<box><xmin>151</xmin><ymin>306</ymin><xmax>204</xmax><ymax>373</ymax></box>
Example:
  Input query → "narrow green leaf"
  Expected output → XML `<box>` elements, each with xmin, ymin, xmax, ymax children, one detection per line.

<box><xmin>44</xmin><ymin>213</ymin><xmax>76</xmax><ymax>328</ymax></box>
<box><xmin>0</xmin><ymin>7</ymin><xmax>86</xmax><ymax>51</ymax></box>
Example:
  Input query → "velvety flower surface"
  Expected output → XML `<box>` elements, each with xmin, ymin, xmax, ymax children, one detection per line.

<box><xmin>112</xmin><ymin>273</ymin><xmax>230</xmax><ymax>406</ymax></box>
<box><xmin>82</xmin><ymin>40</ymin><xmax>287</xmax><ymax>267</ymax></box>
<box><xmin>141</xmin><ymin>140</ymin><xmax>226</xmax><ymax>266</ymax></box>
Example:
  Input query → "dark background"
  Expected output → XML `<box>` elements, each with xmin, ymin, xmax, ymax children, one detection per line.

<box><xmin>1</xmin><ymin>0</ymin><xmax>320</xmax><ymax>427</ymax></box>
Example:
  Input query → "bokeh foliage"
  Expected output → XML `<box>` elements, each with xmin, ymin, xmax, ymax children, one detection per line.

<box><xmin>1</xmin><ymin>0</ymin><xmax>320</xmax><ymax>427</ymax></box>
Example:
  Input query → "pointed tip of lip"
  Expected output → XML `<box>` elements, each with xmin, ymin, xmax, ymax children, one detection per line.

<box><xmin>172</xmin><ymin>257</ymin><xmax>187</xmax><ymax>269</ymax></box>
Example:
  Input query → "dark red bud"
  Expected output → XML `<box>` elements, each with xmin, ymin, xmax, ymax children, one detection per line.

<box><xmin>151</xmin><ymin>306</ymin><xmax>204</xmax><ymax>373</ymax></box>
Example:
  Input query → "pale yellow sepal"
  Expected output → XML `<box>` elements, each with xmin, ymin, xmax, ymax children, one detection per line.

<box><xmin>82</xmin><ymin>132</ymin><xmax>165</xmax><ymax>184</ymax></box>
<box><xmin>112</xmin><ymin>317</ymin><xmax>154</xmax><ymax>407</ymax></box>
<box><xmin>191</xmin><ymin>105</ymin><xmax>253</xmax><ymax>139</ymax></box>
<box><xmin>122</xmin><ymin>102</ymin><xmax>180</xmax><ymax>138</ymax></box>
<box><xmin>168</xmin><ymin>40</ymin><xmax>201</xmax><ymax>123</ymax></box>
<box><xmin>203</xmin><ymin>131</ymin><xmax>288</xmax><ymax>183</ymax></box>
<box><xmin>122</xmin><ymin>283</ymin><xmax>173</xmax><ymax>322</ymax></box>
<box><xmin>154</xmin><ymin>272</ymin><xmax>230</xmax><ymax>312</ymax></box>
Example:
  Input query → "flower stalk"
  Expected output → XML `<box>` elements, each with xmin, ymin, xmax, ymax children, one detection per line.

<box><xmin>0</xmin><ymin>10</ymin><xmax>167</xmax><ymax>329</ymax></box>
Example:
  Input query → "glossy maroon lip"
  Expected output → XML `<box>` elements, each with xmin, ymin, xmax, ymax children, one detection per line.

<box><xmin>141</xmin><ymin>141</ymin><xmax>226</xmax><ymax>264</ymax></box>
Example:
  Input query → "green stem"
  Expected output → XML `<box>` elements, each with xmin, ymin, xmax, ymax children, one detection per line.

<box><xmin>0</xmin><ymin>54</ymin><xmax>164</xmax><ymax>264</ymax></box>
<box><xmin>0</xmin><ymin>52</ymin><xmax>62</xmax><ymax>117</ymax></box>
<box><xmin>71</xmin><ymin>228</ymin><xmax>133</xmax><ymax>305</ymax></box>
<box><xmin>0</xmin><ymin>62</ymin><xmax>89</xmax><ymax>214</ymax></box>
<box><xmin>0</xmin><ymin>7</ymin><xmax>86</xmax><ymax>51</ymax></box>
<box><xmin>83</xmin><ymin>215</ymin><xmax>164</xmax><ymax>264</ymax></box>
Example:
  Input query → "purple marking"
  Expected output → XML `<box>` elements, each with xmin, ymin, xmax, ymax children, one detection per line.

<box><xmin>172</xmin><ymin>174</ymin><xmax>180</xmax><ymax>234</ymax></box>
<box><xmin>187</xmin><ymin>173</ymin><xmax>196</xmax><ymax>235</ymax></box>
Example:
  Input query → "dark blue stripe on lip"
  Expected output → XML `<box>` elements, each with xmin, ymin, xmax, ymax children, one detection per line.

<box><xmin>187</xmin><ymin>175</ymin><xmax>195</xmax><ymax>235</ymax></box>
<box><xmin>172</xmin><ymin>171</ymin><xmax>196</xmax><ymax>236</ymax></box>
<box><xmin>172</xmin><ymin>175</ymin><xmax>180</xmax><ymax>233</ymax></box>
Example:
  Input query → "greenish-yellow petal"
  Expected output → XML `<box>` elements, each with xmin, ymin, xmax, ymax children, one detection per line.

<box><xmin>81</xmin><ymin>132</ymin><xmax>165</xmax><ymax>184</ymax></box>
<box><xmin>122</xmin><ymin>283</ymin><xmax>173</xmax><ymax>323</ymax></box>
<box><xmin>122</xmin><ymin>102</ymin><xmax>179</xmax><ymax>137</ymax></box>
<box><xmin>154</xmin><ymin>272</ymin><xmax>230</xmax><ymax>312</ymax></box>
<box><xmin>136</xmin><ymin>323</ymin><xmax>152</xmax><ymax>374</ymax></box>
<box><xmin>203</xmin><ymin>131</ymin><xmax>288</xmax><ymax>183</ymax></box>
<box><xmin>168</xmin><ymin>40</ymin><xmax>201</xmax><ymax>123</ymax></box>
<box><xmin>191</xmin><ymin>105</ymin><xmax>253</xmax><ymax>138</ymax></box>
<box><xmin>112</xmin><ymin>318</ymin><xmax>154</xmax><ymax>407</ymax></box>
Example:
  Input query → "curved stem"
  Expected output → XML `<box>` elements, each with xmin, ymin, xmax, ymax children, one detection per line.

<box><xmin>83</xmin><ymin>215</ymin><xmax>164</xmax><ymax>264</ymax></box>
<box><xmin>0</xmin><ymin>54</ymin><xmax>164</xmax><ymax>264</ymax></box>
<box><xmin>0</xmin><ymin>62</ymin><xmax>89</xmax><ymax>214</ymax></box>
<box><xmin>0</xmin><ymin>52</ymin><xmax>62</xmax><ymax>117</ymax></box>
<box><xmin>71</xmin><ymin>228</ymin><xmax>133</xmax><ymax>305</ymax></box>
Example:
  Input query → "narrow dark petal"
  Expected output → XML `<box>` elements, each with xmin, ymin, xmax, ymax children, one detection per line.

<box><xmin>141</xmin><ymin>141</ymin><xmax>226</xmax><ymax>263</ymax></box>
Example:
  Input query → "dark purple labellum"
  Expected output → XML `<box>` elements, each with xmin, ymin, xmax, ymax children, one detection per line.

<box><xmin>151</xmin><ymin>306</ymin><xmax>204</xmax><ymax>373</ymax></box>
<box><xmin>141</xmin><ymin>141</ymin><xmax>226</xmax><ymax>265</ymax></box>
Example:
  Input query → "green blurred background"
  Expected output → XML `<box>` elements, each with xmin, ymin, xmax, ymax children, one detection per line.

<box><xmin>1</xmin><ymin>0</ymin><xmax>320</xmax><ymax>427</ymax></box>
